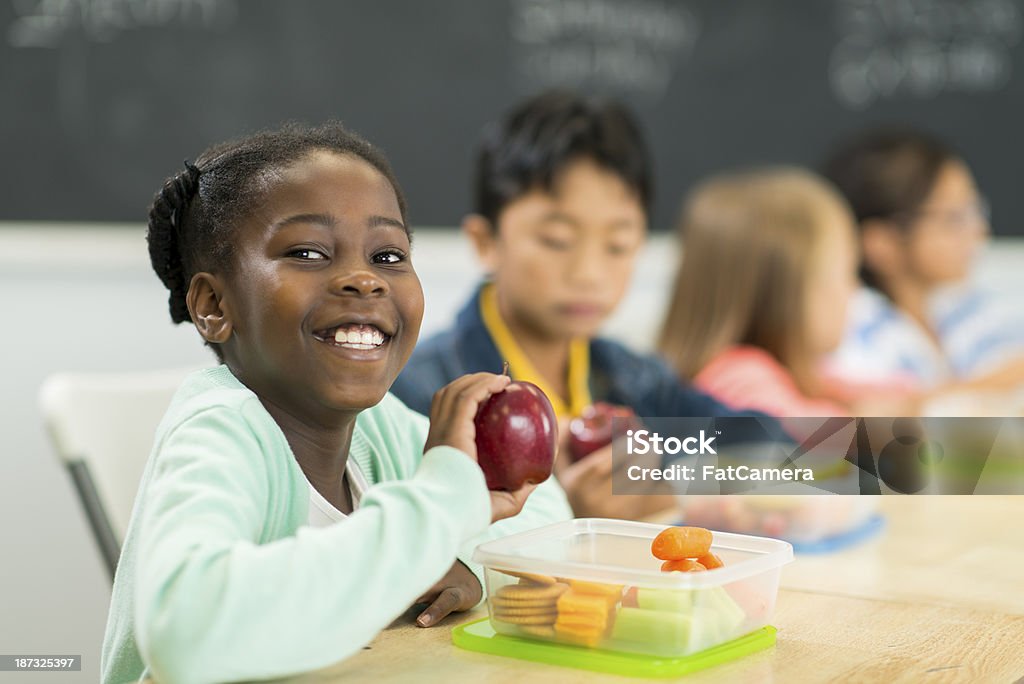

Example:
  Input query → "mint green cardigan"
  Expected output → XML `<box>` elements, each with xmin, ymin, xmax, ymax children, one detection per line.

<box><xmin>100</xmin><ymin>366</ymin><xmax>572</xmax><ymax>683</ymax></box>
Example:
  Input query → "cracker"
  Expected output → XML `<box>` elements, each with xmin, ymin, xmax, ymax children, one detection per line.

<box><xmin>520</xmin><ymin>625</ymin><xmax>556</xmax><ymax>638</ymax></box>
<box><xmin>491</xmin><ymin>602</ymin><xmax>557</xmax><ymax>614</ymax></box>
<box><xmin>490</xmin><ymin>596</ymin><xmax>560</xmax><ymax>609</ymax></box>
<box><xmin>491</xmin><ymin>610</ymin><xmax>557</xmax><ymax>622</ymax></box>
<box><xmin>494</xmin><ymin>582</ymin><xmax>569</xmax><ymax>601</ymax></box>
<box><xmin>495</xmin><ymin>569</ymin><xmax>558</xmax><ymax>585</ymax></box>
<box><xmin>492</xmin><ymin>613</ymin><xmax>558</xmax><ymax>625</ymax></box>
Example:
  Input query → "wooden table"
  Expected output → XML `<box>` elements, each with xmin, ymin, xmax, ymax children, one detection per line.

<box><xmin>783</xmin><ymin>495</ymin><xmax>1024</xmax><ymax>614</ymax></box>
<box><xmin>276</xmin><ymin>496</ymin><xmax>1024</xmax><ymax>684</ymax></box>
<box><xmin>277</xmin><ymin>593</ymin><xmax>1024</xmax><ymax>684</ymax></box>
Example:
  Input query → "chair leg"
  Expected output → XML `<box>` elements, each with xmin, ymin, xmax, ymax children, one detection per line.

<box><xmin>67</xmin><ymin>460</ymin><xmax>121</xmax><ymax>582</ymax></box>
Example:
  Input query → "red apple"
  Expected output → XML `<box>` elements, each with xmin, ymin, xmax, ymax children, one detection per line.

<box><xmin>474</xmin><ymin>381</ymin><xmax>558</xmax><ymax>491</ymax></box>
<box><xmin>568</xmin><ymin>403</ymin><xmax>641</xmax><ymax>462</ymax></box>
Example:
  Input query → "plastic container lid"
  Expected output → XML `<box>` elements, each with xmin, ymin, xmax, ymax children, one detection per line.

<box><xmin>473</xmin><ymin>518</ymin><xmax>794</xmax><ymax>589</ymax></box>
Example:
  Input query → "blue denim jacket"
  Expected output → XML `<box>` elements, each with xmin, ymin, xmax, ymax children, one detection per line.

<box><xmin>392</xmin><ymin>286</ymin><xmax>779</xmax><ymax>428</ymax></box>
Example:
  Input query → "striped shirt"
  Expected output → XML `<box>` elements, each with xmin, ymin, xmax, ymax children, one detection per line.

<box><xmin>828</xmin><ymin>286</ymin><xmax>1024</xmax><ymax>389</ymax></box>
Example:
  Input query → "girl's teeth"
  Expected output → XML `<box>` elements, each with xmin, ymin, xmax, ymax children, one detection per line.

<box><xmin>331</xmin><ymin>325</ymin><xmax>385</xmax><ymax>347</ymax></box>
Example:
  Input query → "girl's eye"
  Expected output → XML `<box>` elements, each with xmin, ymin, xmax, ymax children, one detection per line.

<box><xmin>372</xmin><ymin>249</ymin><xmax>407</xmax><ymax>265</ymax></box>
<box><xmin>608</xmin><ymin>243</ymin><xmax>632</xmax><ymax>256</ymax></box>
<box><xmin>287</xmin><ymin>248</ymin><xmax>328</xmax><ymax>261</ymax></box>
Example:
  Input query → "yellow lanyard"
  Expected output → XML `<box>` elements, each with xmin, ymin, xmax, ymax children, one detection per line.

<box><xmin>479</xmin><ymin>283</ymin><xmax>592</xmax><ymax>419</ymax></box>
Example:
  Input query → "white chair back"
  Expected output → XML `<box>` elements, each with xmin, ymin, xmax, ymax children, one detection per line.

<box><xmin>38</xmin><ymin>366</ymin><xmax>204</xmax><ymax>578</ymax></box>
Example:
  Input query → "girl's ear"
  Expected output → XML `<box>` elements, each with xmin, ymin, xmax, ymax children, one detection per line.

<box><xmin>861</xmin><ymin>219</ymin><xmax>905</xmax><ymax>281</ymax></box>
<box><xmin>187</xmin><ymin>272</ymin><xmax>233</xmax><ymax>344</ymax></box>
<box><xmin>462</xmin><ymin>214</ymin><xmax>499</xmax><ymax>274</ymax></box>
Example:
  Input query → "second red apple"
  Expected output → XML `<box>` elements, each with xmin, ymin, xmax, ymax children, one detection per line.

<box><xmin>568</xmin><ymin>402</ymin><xmax>642</xmax><ymax>462</ymax></box>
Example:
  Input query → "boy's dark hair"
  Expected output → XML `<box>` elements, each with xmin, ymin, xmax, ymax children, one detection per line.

<box><xmin>147</xmin><ymin>121</ymin><xmax>407</xmax><ymax>338</ymax></box>
<box><xmin>821</xmin><ymin>128</ymin><xmax>957</xmax><ymax>289</ymax></box>
<box><xmin>473</xmin><ymin>90</ymin><xmax>652</xmax><ymax>226</ymax></box>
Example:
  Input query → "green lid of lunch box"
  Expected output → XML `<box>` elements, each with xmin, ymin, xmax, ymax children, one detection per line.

<box><xmin>452</xmin><ymin>618</ymin><xmax>776</xmax><ymax>678</ymax></box>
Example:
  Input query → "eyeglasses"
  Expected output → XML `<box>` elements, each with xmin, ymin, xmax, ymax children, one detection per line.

<box><xmin>894</xmin><ymin>197</ymin><xmax>991</xmax><ymax>234</ymax></box>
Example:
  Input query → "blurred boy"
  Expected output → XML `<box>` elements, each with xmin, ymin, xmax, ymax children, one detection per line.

<box><xmin>392</xmin><ymin>91</ymin><xmax>765</xmax><ymax>517</ymax></box>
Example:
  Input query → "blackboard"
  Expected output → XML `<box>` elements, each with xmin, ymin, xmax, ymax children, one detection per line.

<box><xmin>3</xmin><ymin>0</ymin><xmax>1023</xmax><ymax>234</ymax></box>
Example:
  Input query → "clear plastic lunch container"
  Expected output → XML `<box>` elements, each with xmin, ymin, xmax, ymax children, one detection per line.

<box><xmin>472</xmin><ymin>518</ymin><xmax>792</xmax><ymax>658</ymax></box>
<box><xmin>678</xmin><ymin>494</ymin><xmax>880</xmax><ymax>546</ymax></box>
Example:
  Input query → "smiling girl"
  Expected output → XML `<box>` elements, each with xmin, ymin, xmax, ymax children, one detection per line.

<box><xmin>100</xmin><ymin>123</ymin><xmax>571</xmax><ymax>684</ymax></box>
